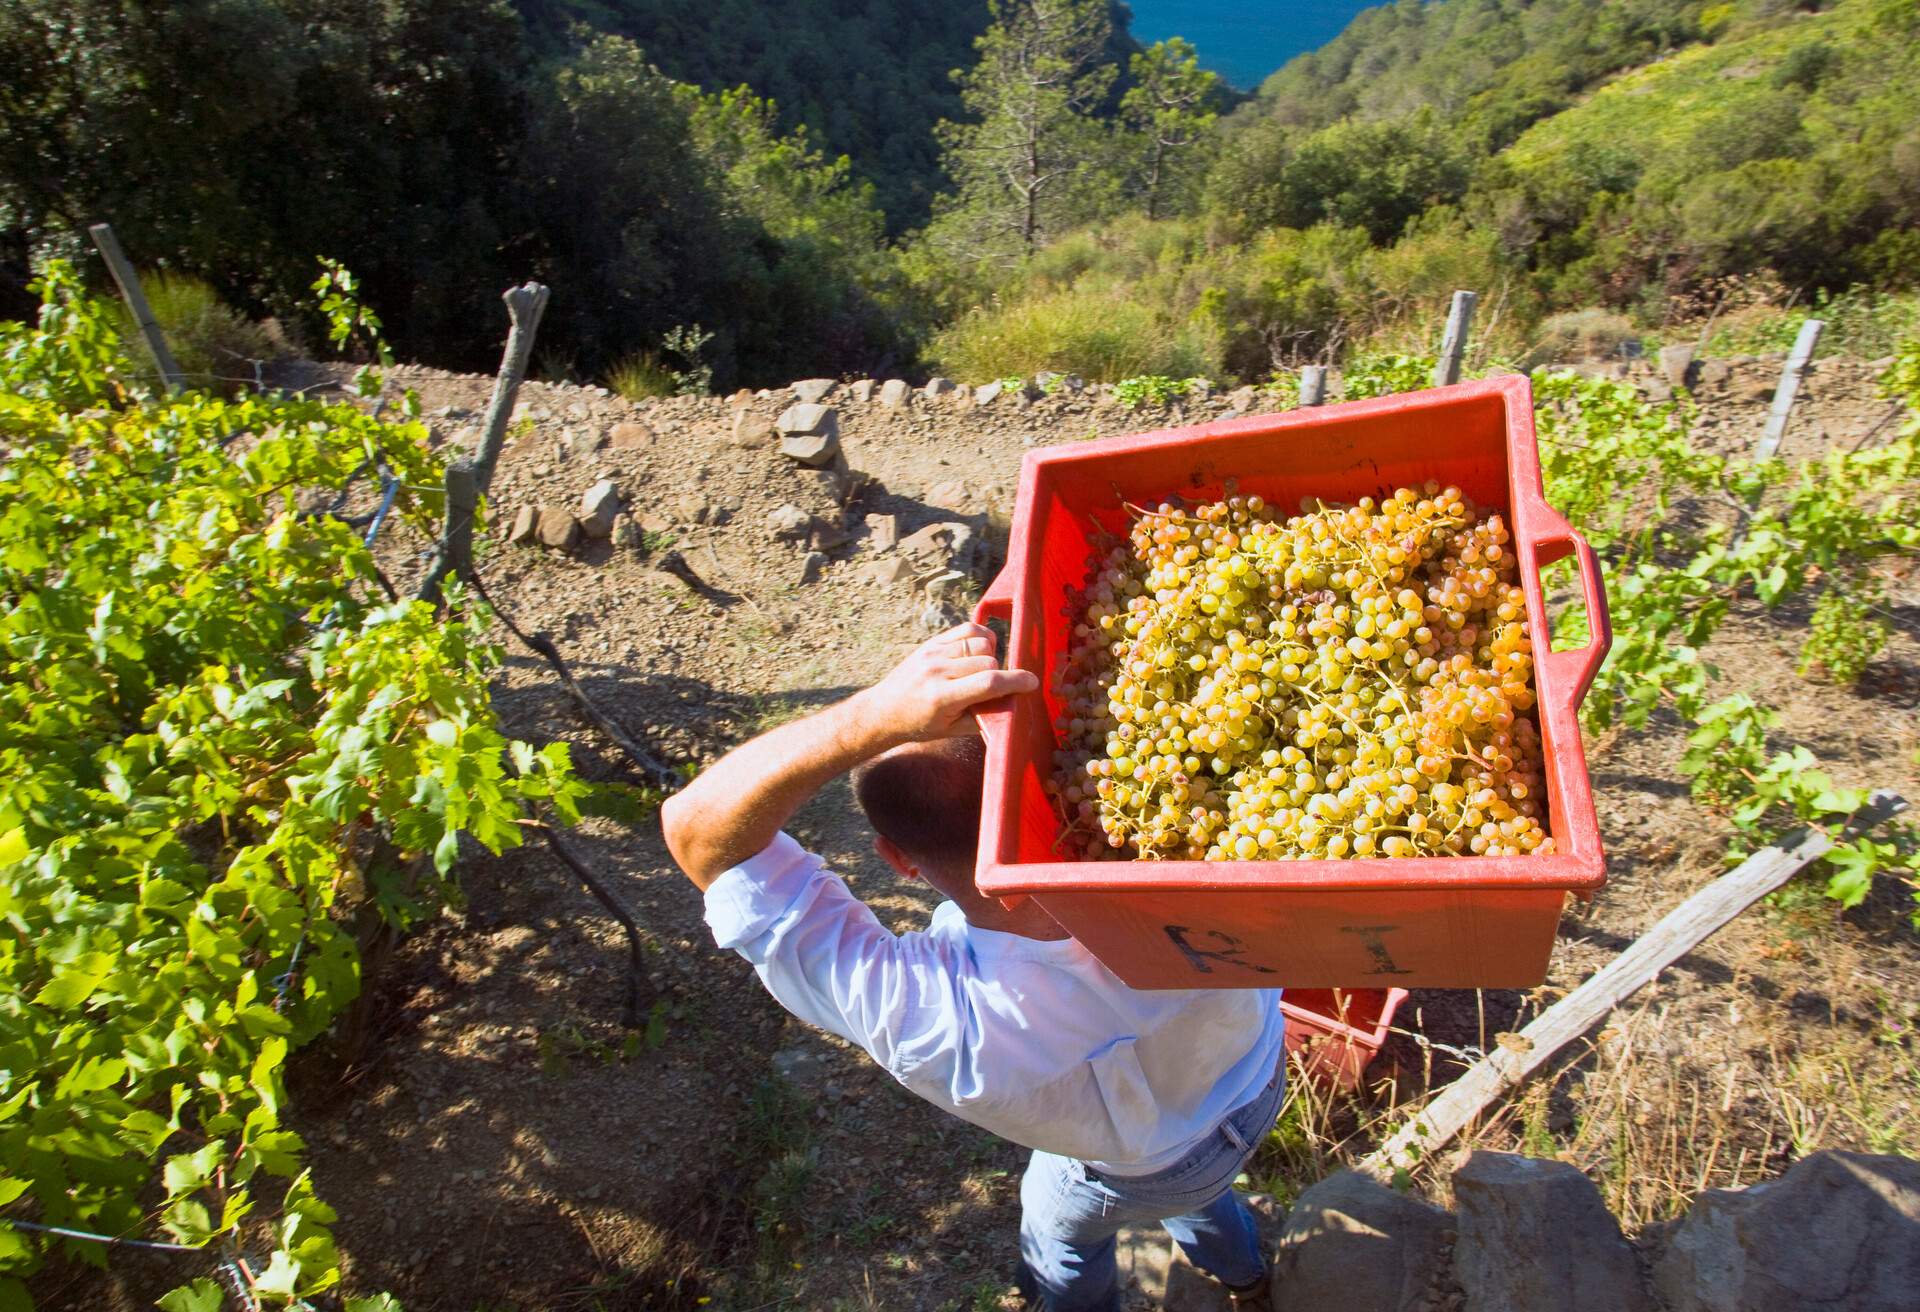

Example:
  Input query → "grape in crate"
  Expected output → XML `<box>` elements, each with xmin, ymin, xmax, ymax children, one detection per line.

<box><xmin>1050</xmin><ymin>483</ymin><xmax>1549</xmax><ymax>863</ymax></box>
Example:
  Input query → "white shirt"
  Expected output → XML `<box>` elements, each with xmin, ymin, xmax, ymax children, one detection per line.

<box><xmin>704</xmin><ymin>832</ymin><xmax>1286</xmax><ymax>1176</ymax></box>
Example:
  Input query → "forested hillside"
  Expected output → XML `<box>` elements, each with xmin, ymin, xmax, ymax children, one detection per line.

<box><xmin>512</xmin><ymin>0</ymin><xmax>991</xmax><ymax>229</ymax></box>
<box><xmin>928</xmin><ymin>0</ymin><xmax>1919</xmax><ymax>384</ymax></box>
<box><xmin>1</xmin><ymin>0</ymin><xmax>1913</xmax><ymax>392</ymax></box>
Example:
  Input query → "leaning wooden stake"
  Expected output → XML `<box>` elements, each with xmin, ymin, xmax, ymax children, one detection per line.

<box><xmin>88</xmin><ymin>223</ymin><xmax>185</xmax><ymax>393</ymax></box>
<box><xmin>1299</xmin><ymin>365</ymin><xmax>1328</xmax><ymax>407</ymax></box>
<box><xmin>1432</xmin><ymin>290</ymin><xmax>1478</xmax><ymax>388</ymax></box>
<box><xmin>419</xmin><ymin>284</ymin><xmax>548</xmax><ymax>602</ymax></box>
<box><xmin>1362</xmin><ymin>789</ymin><xmax>1909</xmax><ymax>1179</ymax></box>
<box><xmin>471</xmin><ymin>282</ymin><xmax>550</xmax><ymax>495</ymax></box>
<box><xmin>1756</xmin><ymin>318</ymin><xmax>1824</xmax><ymax>462</ymax></box>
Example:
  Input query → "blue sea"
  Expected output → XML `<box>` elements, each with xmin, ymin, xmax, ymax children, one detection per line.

<box><xmin>1126</xmin><ymin>1</ymin><xmax>1377</xmax><ymax>92</ymax></box>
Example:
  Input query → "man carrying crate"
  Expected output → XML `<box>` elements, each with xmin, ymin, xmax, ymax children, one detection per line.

<box><xmin>662</xmin><ymin>622</ymin><xmax>1286</xmax><ymax>1311</ymax></box>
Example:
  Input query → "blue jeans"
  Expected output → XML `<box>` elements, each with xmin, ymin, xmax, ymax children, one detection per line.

<box><xmin>1015</xmin><ymin>1058</ymin><xmax>1286</xmax><ymax>1312</ymax></box>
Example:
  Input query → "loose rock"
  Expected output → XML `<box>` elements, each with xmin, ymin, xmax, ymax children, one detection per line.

<box><xmin>1659</xmin><ymin>343</ymin><xmax>1698</xmax><ymax>389</ymax></box>
<box><xmin>578</xmin><ymin>479</ymin><xmax>621</xmax><ymax>538</ymax></box>
<box><xmin>878</xmin><ymin>379</ymin><xmax>912</xmax><ymax>410</ymax></box>
<box><xmin>860</xmin><ymin>556</ymin><xmax>914</xmax><ymax>587</ymax></box>
<box><xmin>1272</xmin><ymin>1171</ymin><xmax>1453</xmax><ymax>1312</ymax></box>
<box><xmin>731</xmin><ymin>408</ymin><xmax>776</xmax><ymax>449</ymax></box>
<box><xmin>867</xmin><ymin>512</ymin><xmax>900</xmax><ymax>552</ymax></box>
<box><xmin>535</xmin><ymin>506</ymin><xmax>581</xmax><ymax>551</ymax></box>
<box><xmin>791</xmin><ymin>378</ymin><xmax>837</xmax><ymax>404</ymax></box>
<box><xmin>973</xmin><ymin>381</ymin><xmax>1003</xmax><ymax>406</ymax></box>
<box><xmin>798</xmin><ymin>551</ymin><xmax>828</xmax><ymax>586</ymax></box>
<box><xmin>1654</xmin><ymin>1150</ymin><xmax>1920</xmax><ymax>1312</ymax></box>
<box><xmin>897</xmin><ymin>521</ymin><xmax>978</xmax><ymax>575</ymax></box>
<box><xmin>775</xmin><ymin>403</ymin><xmax>842</xmax><ymax>467</ymax></box>
<box><xmin>849</xmin><ymin>379</ymin><xmax>877</xmax><ymax>402</ymax></box>
<box><xmin>507</xmin><ymin>505</ymin><xmax>538</xmax><ymax>545</ymax></box>
<box><xmin>607</xmin><ymin>422</ymin><xmax>652</xmax><ymax>450</ymax></box>
<box><xmin>923</xmin><ymin>377</ymin><xmax>956</xmax><ymax>399</ymax></box>
<box><xmin>767</xmin><ymin>504</ymin><xmax>813</xmax><ymax>542</ymax></box>
<box><xmin>1453</xmin><ymin>1151</ymin><xmax>1650</xmax><ymax>1312</ymax></box>
<box><xmin>560</xmin><ymin>427</ymin><xmax>607</xmax><ymax>461</ymax></box>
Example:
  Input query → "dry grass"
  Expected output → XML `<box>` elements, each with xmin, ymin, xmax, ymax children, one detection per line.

<box><xmin>1251</xmin><ymin>975</ymin><xmax>1920</xmax><ymax>1231</ymax></box>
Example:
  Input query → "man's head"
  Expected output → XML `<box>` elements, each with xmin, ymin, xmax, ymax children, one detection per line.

<box><xmin>852</xmin><ymin>735</ymin><xmax>984</xmax><ymax>898</ymax></box>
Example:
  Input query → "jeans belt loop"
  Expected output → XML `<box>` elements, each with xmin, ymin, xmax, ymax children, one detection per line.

<box><xmin>1219</xmin><ymin>1117</ymin><xmax>1249</xmax><ymax>1154</ymax></box>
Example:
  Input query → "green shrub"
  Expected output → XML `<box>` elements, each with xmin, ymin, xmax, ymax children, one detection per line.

<box><xmin>606</xmin><ymin>352</ymin><xmax>677</xmax><ymax>400</ymax></box>
<box><xmin>1113</xmin><ymin>375</ymin><xmax>1202</xmax><ymax>409</ymax></box>
<box><xmin>926</xmin><ymin>287</ymin><xmax>1218</xmax><ymax>384</ymax></box>
<box><xmin>117</xmin><ymin>271</ymin><xmax>275</xmax><ymax>393</ymax></box>
<box><xmin>1340</xmin><ymin>353</ymin><xmax>1435</xmax><ymax>400</ymax></box>
<box><xmin>1704</xmin><ymin>286</ymin><xmax>1920</xmax><ymax>359</ymax></box>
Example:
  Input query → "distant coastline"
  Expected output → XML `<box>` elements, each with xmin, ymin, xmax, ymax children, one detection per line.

<box><xmin>1125</xmin><ymin>0</ymin><xmax>1376</xmax><ymax>91</ymax></box>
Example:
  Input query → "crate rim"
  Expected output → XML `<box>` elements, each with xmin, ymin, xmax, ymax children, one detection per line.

<box><xmin>972</xmin><ymin>373</ymin><xmax>1611</xmax><ymax>901</ymax></box>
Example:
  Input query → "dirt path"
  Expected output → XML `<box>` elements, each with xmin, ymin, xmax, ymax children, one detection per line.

<box><xmin>51</xmin><ymin>352</ymin><xmax>1918</xmax><ymax>1311</ymax></box>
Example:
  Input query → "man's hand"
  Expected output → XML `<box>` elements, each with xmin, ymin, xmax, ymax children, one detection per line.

<box><xmin>854</xmin><ymin>622</ymin><xmax>1038</xmax><ymax>742</ymax></box>
<box><xmin>661</xmin><ymin>621</ymin><xmax>1037</xmax><ymax>888</ymax></box>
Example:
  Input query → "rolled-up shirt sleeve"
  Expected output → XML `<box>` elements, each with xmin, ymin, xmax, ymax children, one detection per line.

<box><xmin>704</xmin><ymin>832</ymin><xmax>962</xmax><ymax>1072</ymax></box>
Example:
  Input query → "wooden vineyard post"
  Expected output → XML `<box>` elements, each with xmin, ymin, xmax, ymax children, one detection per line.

<box><xmin>1360</xmin><ymin>789</ymin><xmax>1909</xmax><ymax>1180</ymax></box>
<box><xmin>419</xmin><ymin>460</ymin><xmax>478</xmax><ymax>606</ymax></box>
<box><xmin>1299</xmin><ymin>365</ymin><xmax>1328</xmax><ymax>407</ymax></box>
<box><xmin>419</xmin><ymin>283</ymin><xmax>548</xmax><ymax>602</ymax></box>
<box><xmin>472</xmin><ymin>282</ymin><xmax>550</xmax><ymax>495</ymax></box>
<box><xmin>1433</xmin><ymin>290</ymin><xmax>1478</xmax><ymax>388</ymax></box>
<box><xmin>88</xmin><ymin>223</ymin><xmax>185</xmax><ymax>393</ymax></box>
<box><xmin>1756</xmin><ymin>318</ymin><xmax>1824</xmax><ymax>462</ymax></box>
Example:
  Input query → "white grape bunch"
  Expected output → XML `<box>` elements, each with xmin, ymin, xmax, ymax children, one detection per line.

<box><xmin>1046</xmin><ymin>483</ymin><xmax>1551</xmax><ymax>861</ymax></box>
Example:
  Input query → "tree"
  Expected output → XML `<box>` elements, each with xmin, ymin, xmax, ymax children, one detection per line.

<box><xmin>1121</xmin><ymin>38</ymin><xmax>1221</xmax><ymax>220</ymax></box>
<box><xmin>926</xmin><ymin>0</ymin><xmax>1122</xmax><ymax>268</ymax></box>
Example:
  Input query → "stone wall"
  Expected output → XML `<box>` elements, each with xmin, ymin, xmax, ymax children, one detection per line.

<box><xmin>1123</xmin><ymin>1149</ymin><xmax>1919</xmax><ymax>1312</ymax></box>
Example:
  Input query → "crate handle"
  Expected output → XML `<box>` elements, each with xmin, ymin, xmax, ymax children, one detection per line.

<box><xmin>970</xmin><ymin>569</ymin><xmax>1028</xmax><ymax>912</ymax></box>
<box><xmin>973</xmin><ymin>562</ymin><xmax>1015</xmax><ymax>625</ymax></box>
<box><xmin>1532</xmin><ymin>511</ymin><xmax>1611</xmax><ymax>710</ymax></box>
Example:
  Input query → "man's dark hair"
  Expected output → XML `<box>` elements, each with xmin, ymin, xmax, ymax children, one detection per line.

<box><xmin>852</xmin><ymin>735</ymin><xmax>985</xmax><ymax>871</ymax></box>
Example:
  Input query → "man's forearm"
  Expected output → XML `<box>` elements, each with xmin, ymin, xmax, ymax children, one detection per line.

<box><xmin>661</xmin><ymin>689</ymin><xmax>903</xmax><ymax>889</ymax></box>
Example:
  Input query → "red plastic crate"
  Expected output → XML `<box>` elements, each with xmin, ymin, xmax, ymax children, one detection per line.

<box><xmin>1281</xmin><ymin>988</ymin><xmax>1407</xmax><ymax>1092</ymax></box>
<box><xmin>970</xmin><ymin>376</ymin><xmax>1610</xmax><ymax>989</ymax></box>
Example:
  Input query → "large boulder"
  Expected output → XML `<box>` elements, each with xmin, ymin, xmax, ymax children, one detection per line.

<box><xmin>1272</xmin><ymin>1171</ymin><xmax>1454</xmax><ymax>1312</ymax></box>
<box><xmin>775</xmin><ymin>403</ymin><xmax>841</xmax><ymax>467</ymax></box>
<box><xmin>1654</xmin><ymin>1151</ymin><xmax>1920</xmax><ymax>1312</ymax></box>
<box><xmin>1452</xmin><ymin>1151</ymin><xmax>1650</xmax><ymax>1312</ymax></box>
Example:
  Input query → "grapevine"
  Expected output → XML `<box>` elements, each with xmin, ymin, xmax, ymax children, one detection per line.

<box><xmin>1526</xmin><ymin>351</ymin><xmax>1920</xmax><ymax>917</ymax></box>
<box><xmin>0</xmin><ymin>266</ymin><xmax>586</xmax><ymax>1307</ymax></box>
<box><xmin>1048</xmin><ymin>486</ymin><xmax>1548</xmax><ymax>861</ymax></box>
